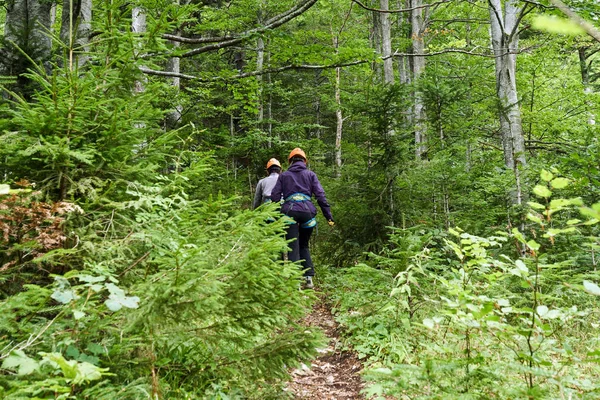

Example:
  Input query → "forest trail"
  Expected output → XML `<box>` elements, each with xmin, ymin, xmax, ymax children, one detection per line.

<box><xmin>286</xmin><ymin>293</ymin><xmax>365</xmax><ymax>400</ymax></box>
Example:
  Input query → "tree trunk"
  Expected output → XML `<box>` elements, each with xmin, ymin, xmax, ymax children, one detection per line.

<box><xmin>381</xmin><ymin>0</ymin><xmax>394</xmax><ymax>84</ymax></box>
<box><xmin>411</xmin><ymin>0</ymin><xmax>427</xmax><ymax>159</ymax></box>
<box><xmin>59</xmin><ymin>0</ymin><xmax>92</xmax><ymax>68</ymax></box>
<box><xmin>397</xmin><ymin>0</ymin><xmax>410</xmax><ymax>84</ymax></box>
<box><xmin>132</xmin><ymin>6</ymin><xmax>147</xmax><ymax>94</ymax></box>
<box><xmin>333</xmin><ymin>37</ymin><xmax>343</xmax><ymax>177</ymax></box>
<box><xmin>578</xmin><ymin>46</ymin><xmax>597</xmax><ymax>125</ymax></box>
<box><xmin>489</xmin><ymin>0</ymin><xmax>527</xmax><ymax>205</ymax></box>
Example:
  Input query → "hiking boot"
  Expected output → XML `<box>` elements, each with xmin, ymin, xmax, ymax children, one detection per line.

<box><xmin>304</xmin><ymin>276</ymin><xmax>314</xmax><ymax>289</ymax></box>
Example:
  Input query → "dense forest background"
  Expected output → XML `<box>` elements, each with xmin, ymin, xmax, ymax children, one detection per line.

<box><xmin>1</xmin><ymin>0</ymin><xmax>600</xmax><ymax>398</ymax></box>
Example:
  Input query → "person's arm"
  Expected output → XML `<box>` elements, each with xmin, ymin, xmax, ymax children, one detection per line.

<box><xmin>270</xmin><ymin>175</ymin><xmax>283</xmax><ymax>203</ymax></box>
<box><xmin>253</xmin><ymin>180</ymin><xmax>263</xmax><ymax>209</ymax></box>
<box><xmin>311</xmin><ymin>173</ymin><xmax>333</xmax><ymax>221</ymax></box>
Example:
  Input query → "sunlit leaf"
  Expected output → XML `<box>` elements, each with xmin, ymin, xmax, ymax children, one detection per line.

<box><xmin>532</xmin><ymin>15</ymin><xmax>586</xmax><ymax>36</ymax></box>
<box><xmin>533</xmin><ymin>185</ymin><xmax>552</xmax><ymax>198</ymax></box>
<box><xmin>1</xmin><ymin>350</ymin><xmax>39</xmax><ymax>375</ymax></box>
<box><xmin>540</xmin><ymin>170</ymin><xmax>554</xmax><ymax>182</ymax></box>
<box><xmin>584</xmin><ymin>280</ymin><xmax>600</xmax><ymax>296</ymax></box>
<box><xmin>550</xmin><ymin>177</ymin><xmax>570</xmax><ymax>189</ymax></box>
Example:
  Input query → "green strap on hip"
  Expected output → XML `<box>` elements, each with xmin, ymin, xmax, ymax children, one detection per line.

<box><xmin>285</xmin><ymin>192</ymin><xmax>311</xmax><ymax>202</ymax></box>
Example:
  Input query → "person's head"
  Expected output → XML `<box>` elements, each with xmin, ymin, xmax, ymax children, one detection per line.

<box><xmin>266</xmin><ymin>158</ymin><xmax>281</xmax><ymax>174</ymax></box>
<box><xmin>288</xmin><ymin>148</ymin><xmax>307</xmax><ymax>165</ymax></box>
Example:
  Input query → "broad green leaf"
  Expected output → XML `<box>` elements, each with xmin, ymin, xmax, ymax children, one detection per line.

<box><xmin>52</xmin><ymin>288</ymin><xmax>76</xmax><ymax>304</ymax></box>
<box><xmin>536</xmin><ymin>305</ymin><xmax>548</xmax><ymax>317</ymax></box>
<box><xmin>540</xmin><ymin>170</ymin><xmax>554</xmax><ymax>182</ymax></box>
<box><xmin>73</xmin><ymin>310</ymin><xmax>86</xmax><ymax>320</ymax></box>
<box><xmin>526</xmin><ymin>213</ymin><xmax>543</xmax><ymax>224</ymax></box>
<box><xmin>497</xmin><ymin>299</ymin><xmax>510</xmax><ymax>307</ymax></box>
<box><xmin>1</xmin><ymin>350</ymin><xmax>39</xmax><ymax>375</ymax></box>
<box><xmin>423</xmin><ymin>318</ymin><xmax>435</xmax><ymax>329</ymax></box>
<box><xmin>532</xmin><ymin>15</ymin><xmax>586</xmax><ymax>36</ymax></box>
<box><xmin>79</xmin><ymin>275</ymin><xmax>106</xmax><ymax>284</ymax></box>
<box><xmin>527</xmin><ymin>240</ymin><xmax>540</xmax><ymax>251</ymax></box>
<box><xmin>550</xmin><ymin>177</ymin><xmax>570</xmax><ymax>189</ymax></box>
<box><xmin>528</xmin><ymin>201</ymin><xmax>546</xmax><ymax>210</ymax></box>
<box><xmin>584</xmin><ymin>280</ymin><xmax>600</xmax><ymax>296</ymax></box>
<box><xmin>0</xmin><ymin>184</ymin><xmax>9</xmax><ymax>195</ymax></box>
<box><xmin>105</xmin><ymin>298</ymin><xmax>123</xmax><ymax>312</ymax></box>
<box><xmin>533</xmin><ymin>185</ymin><xmax>552</xmax><ymax>198</ymax></box>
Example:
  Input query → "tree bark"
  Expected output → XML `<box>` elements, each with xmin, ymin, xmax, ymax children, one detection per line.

<box><xmin>488</xmin><ymin>0</ymin><xmax>526</xmax><ymax>173</ymax></box>
<box><xmin>132</xmin><ymin>6</ymin><xmax>147</xmax><ymax>94</ymax></box>
<box><xmin>334</xmin><ymin>36</ymin><xmax>343</xmax><ymax>177</ymax></box>
<box><xmin>59</xmin><ymin>0</ymin><xmax>92</xmax><ymax>68</ymax></box>
<box><xmin>411</xmin><ymin>0</ymin><xmax>427</xmax><ymax>159</ymax></box>
<box><xmin>381</xmin><ymin>0</ymin><xmax>395</xmax><ymax>84</ymax></box>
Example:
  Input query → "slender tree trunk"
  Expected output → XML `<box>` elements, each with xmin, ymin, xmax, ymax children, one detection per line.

<box><xmin>165</xmin><ymin>0</ymin><xmax>183</xmax><ymax>129</ymax></box>
<box><xmin>489</xmin><ymin>0</ymin><xmax>527</xmax><ymax>205</ymax></box>
<box><xmin>578</xmin><ymin>46</ymin><xmax>596</xmax><ymax>125</ymax></box>
<box><xmin>257</xmin><ymin>37</ymin><xmax>265</xmax><ymax>126</ymax></box>
<box><xmin>411</xmin><ymin>0</ymin><xmax>427</xmax><ymax>159</ymax></box>
<box><xmin>334</xmin><ymin>36</ymin><xmax>343</xmax><ymax>177</ymax></box>
<box><xmin>397</xmin><ymin>0</ymin><xmax>410</xmax><ymax>84</ymax></box>
<box><xmin>381</xmin><ymin>0</ymin><xmax>394</xmax><ymax>84</ymax></box>
<box><xmin>60</xmin><ymin>0</ymin><xmax>92</xmax><ymax>68</ymax></box>
<box><xmin>165</xmin><ymin>43</ymin><xmax>182</xmax><ymax>128</ymax></box>
<box><xmin>266</xmin><ymin>39</ymin><xmax>273</xmax><ymax>146</ymax></box>
<box><xmin>132</xmin><ymin>6</ymin><xmax>147</xmax><ymax>94</ymax></box>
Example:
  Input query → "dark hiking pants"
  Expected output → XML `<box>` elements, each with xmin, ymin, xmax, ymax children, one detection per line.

<box><xmin>285</xmin><ymin>210</ymin><xmax>315</xmax><ymax>277</ymax></box>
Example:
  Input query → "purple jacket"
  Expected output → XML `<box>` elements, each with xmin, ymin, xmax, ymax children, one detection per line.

<box><xmin>270</xmin><ymin>162</ymin><xmax>333</xmax><ymax>221</ymax></box>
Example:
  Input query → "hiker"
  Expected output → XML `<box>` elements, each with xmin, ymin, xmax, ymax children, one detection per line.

<box><xmin>253</xmin><ymin>158</ymin><xmax>282</xmax><ymax>210</ymax></box>
<box><xmin>270</xmin><ymin>148</ymin><xmax>334</xmax><ymax>289</ymax></box>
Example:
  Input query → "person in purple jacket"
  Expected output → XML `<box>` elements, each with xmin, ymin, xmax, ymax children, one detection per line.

<box><xmin>270</xmin><ymin>148</ymin><xmax>334</xmax><ymax>289</ymax></box>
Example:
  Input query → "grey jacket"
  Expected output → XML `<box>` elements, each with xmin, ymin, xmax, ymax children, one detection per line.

<box><xmin>253</xmin><ymin>173</ymin><xmax>280</xmax><ymax>209</ymax></box>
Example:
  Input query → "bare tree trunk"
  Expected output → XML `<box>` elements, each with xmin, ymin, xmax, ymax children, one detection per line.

<box><xmin>257</xmin><ymin>36</ymin><xmax>265</xmax><ymax>126</ymax></box>
<box><xmin>266</xmin><ymin>39</ymin><xmax>273</xmax><ymax>146</ymax></box>
<box><xmin>411</xmin><ymin>0</ymin><xmax>427</xmax><ymax>159</ymax></box>
<box><xmin>489</xmin><ymin>0</ymin><xmax>527</xmax><ymax>205</ymax></box>
<box><xmin>381</xmin><ymin>0</ymin><xmax>394</xmax><ymax>84</ymax></box>
<box><xmin>397</xmin><ymin>0</ymin><xmax>410</xmax><ymax>84</ymax></box>
<box><xmin>165</xmin><ymin>43</ymin><xmax>182</xmax><ymax>128</ymax></box>
<box><xmin>578</xmin><ymin>46</ymin><xmax>597</xmax><ymax>125</ymax></box>
<box><xmin>165</xmin><ymin>0</ymin><xmax>183</xmax><ymax>129</ymax></box>
<box><xmin>132</xmin><ymin>6</ymin><xmax>147</xmax><ymax>94</ymax></box>
<box><xmin>59</xmin><ymin>0</ymin><xmax>92</xmax><ymax>68</ymax></box>
<box><xmin>334</xmin><ymin>37</ymin><xmax>343</xmax><ymax>177</ymax></box>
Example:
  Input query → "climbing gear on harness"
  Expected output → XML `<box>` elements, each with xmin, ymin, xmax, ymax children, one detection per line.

<box><xmin>285</xmin><ymin>193</ymin><xmax>311</xmax><ymax>202</ymax></box>
<box><xmin>285</xmin><ymin>193</ymin><xmax>317</xmax><ymax>228</ymax></box>
<box><xmin>266</xmin><ymin>158</ymin><xmax>281</xmax><ymax>170</ymax></box>
<box><xmin>288</xmin><ymin>148</ymin><xmax>307</xmax><ymax>163</ymax></box>
<box><xmin>301</xmin><ymin>218</ymin><xmax>316</xmax><ymax>229</ymax></box>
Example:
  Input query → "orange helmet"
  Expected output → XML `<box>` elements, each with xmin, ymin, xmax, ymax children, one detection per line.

<box><xmin>288</xmin><ymin>148</ymin><xmax>307</xmax><ymax>163</ymax></box>
<box><xmin>266</xmin><ymin>158</ymin><xmax>281</xmax><ymax>170</ymax></box>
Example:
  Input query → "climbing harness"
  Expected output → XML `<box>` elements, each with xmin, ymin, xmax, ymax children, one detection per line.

<box><xmin>284</xmin><ymin>193</ymin><xmax>316</xmax><ymax>228</ymax></box>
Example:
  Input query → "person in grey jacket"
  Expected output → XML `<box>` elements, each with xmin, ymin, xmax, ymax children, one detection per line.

<box><xmin>253</xmin><ymin>158</ymin><xmax>282</xmax><ymax>209</ymax></box>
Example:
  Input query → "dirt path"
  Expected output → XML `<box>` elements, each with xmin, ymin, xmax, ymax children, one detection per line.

<box><xmin>286</xmin><ymin>295</ymin><xmax>365</xmax><ymax>400</ymax></box>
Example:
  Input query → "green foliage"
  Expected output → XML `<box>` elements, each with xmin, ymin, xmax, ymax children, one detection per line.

<box><xmin>323</xmin><ymin>172</ymin><xmax>600</xmax><ymax>399</ymax></box>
